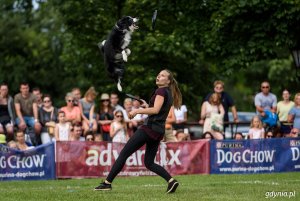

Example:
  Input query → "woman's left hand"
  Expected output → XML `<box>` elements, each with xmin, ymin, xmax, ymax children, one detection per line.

<box><xmin>128</xmin><ymin>110</ymin><xmax>137</xmax><ymax>119</ymax></box>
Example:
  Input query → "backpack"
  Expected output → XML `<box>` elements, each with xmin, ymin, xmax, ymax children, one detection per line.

<box><xmin>261</xmin><ymin>110</ymin><xmax>278</xmax><ymax>127</ymax></box>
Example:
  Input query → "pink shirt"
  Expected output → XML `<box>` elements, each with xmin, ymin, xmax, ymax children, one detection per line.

<box><xmin>60</xmin><ymin>106</ymin><xmax>81</xmax><ymax>121</ymax></box>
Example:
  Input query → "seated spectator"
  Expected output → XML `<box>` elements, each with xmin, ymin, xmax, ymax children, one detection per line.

<box><xmin>0</xmin><ymin>83</ymin><xmax>16</xmax><ymax>142</ymax></box>
<box><xmin>199</xmin><ymin>93</ymin><xmax>225</xmax><ymax>140</ymax></box>
<box><xmin>234</xmin><ymin>132</ymin><xmax>243</xmax><ymax>140</ymax></box>
<box><xmin>110</xmin><ymin>110</ymin><xmax>128</xmax><ymax>143</ymax></box>
<box><xmin>163</xmin><ymin>106</ymin><xmax>177</xmax><ymax>142</ymax></box>
<box><xmin>32</xmin><ymin>87</ymin><xmax>43</xmax><ymax>108</ymax></box>
<box><xmin>123</xmin><ymin>98</ymin><xmax>134</xmax><ymax>137</ymax></box>
<box><xmin>15</xmin><ymin>130</ymin><xmax>34</xmax><ymax>150</ymax></box>
<box><xmin>54</xmin><ymin>111</ymin><xmax>71</xmax><ymax>141</ymax></box>
<box><xmin>60</xmin><ymin>92</ymin><xmax>81</xmax><ymax>124</ymax></box>
<box><xmin>202</xmin><ymin>131</ymin><xmax>214</xmax><ymax>140</ymax></box>
<box><xmin>98</xmin><ymin>93</ymin><xmax>114</xmax><ymax>141</ymax></box>
<box><xmin>94</xmin><ymin>133</ymin><xmax>103</xmax><ymax>142</ymax></box>
<box><xmin>174</xmin><ymin>104</ymin><xmax>190</xmax><ymax>142</ymax></box>
<box><xmin>85</xmin><ymin>131</ymin><xmax>94</xmax><ymax>142</ymax></box>
<box><xmin>39</xmin><ymin>94</ymin><xmax>58</xmax><ymax>144</ymax></box>
<box><xmin>289</xmin><ymin>128</ymin><xmax>299</xmax><ymax>138</ymax></box>
<box><xmin>0</xmin><ymin>133</ymin><xmax>6</xmax><ymax>145</ymax></box>
<box><xmin>131</xmin><ymin>96</ymin><xmax>148</xmax><ymax>128</ymax></box>
<box><xmin>7</xmin><ymin>140</ymin><xmax>17</xmax><ymax>149</ymax></box>
<box><xmin>265</xmin><ymin>130</ymin><xmax>274</xmax><ymax>139</ymax></box>
<box><xmin>79</xmin><ymin>87</ymin><xmax>98</xmax><ymax>135</ymax></box>
<box><xmin>277</xmin><ymin>89</ymin><xmax>294</xmax><ymax>136</ymax></box>
<box><xmin>248</xmin><ymin>116</ymin><xmax>265</xmax><ymax>139</ymax></box>
<box><xmin>71</xmin><ymin>122</ymin><xmax>85</xmax><ymax>141</ymax></box>
<box><xmin>288</xmin><ymin>93</ymin><xmax>300</xmax><ymax>131</ymax></box>
<box><xmin>14</xmin><ymin>82</ymin><xmax>42</xmax><ymax>145</ymax></box>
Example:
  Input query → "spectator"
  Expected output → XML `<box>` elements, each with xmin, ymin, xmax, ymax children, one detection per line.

<box><xmin>15</xmin><ymin>130</ymin><xmax>34</xmax><ymax>150</ymax></box>
<box><xmin>79</xmin><ymin>87</ymin><xmax>98</xmax><ymax>135</ymax></box>
<box><xmin>163</xmin><ymin>106</ymin><xmax>177</xmax><ymax>142</ymax></box>
<box><xmin>98</xmin><ymin>93</ymin><xmax>114</xmax><ymax>141</ymax></box>
<box><xmin>289</xmin><ymin>128</ymin><xmax>299</xmax><ymax>138</ymax></box>
<box><xmin>71</xmin><ymin>122</ymin><xmax>85</xmax><ymax>141</ymax></box>
<box><xmin>199</xmin><ymin>93</ymin><xmax>224</xmax><ymax>140</ymax></box>
<box><xmin>202</xmin><ymin>131</ymin><xmax>214</xmax><ymax>140</ymax></box>
<box><xmin>72</xmin><ymin>87</ymin><xmax>82</xmax><ymax>106</ymax></box>
<box><xmin>110</xmin><ymin>92</ymin><xmax>129</xmax><ymax>120</ymax></box>
<box><xmin>173</xmin><ymin>104</ymin><xmax>189</xmax><ymax>142</ymax></box>
<box><xmin>32</xmin><ymin>87</ymin><xmax>43</xmax><ymax>108</ymax></box>
<box><xmin>54</xmin><ymin>111</ymin><xmax>71</xmax><ymax>141</ymax></box>
<box><xmin>39</xmin><ymin>94</ymin><xmax>58</xmax><ymax>144</ymax></box>
<box><xmin>7</xmin><ymin>140</ymin><xmax>17</xmax><ymax>149</ymax></box>
<box><xmin>254</xmin><ymin>81</ymin><xmax>277</xmax><ymax>117</ymax></box>
<box><xmin>85</xmin><ymin>131</ymin><xmax>94</xmax><ymax>141</ymax></box>
<box><xmin>265</xmin><ymin>130</ymin><xmax>274</xmax><ymax>139</ymax></box>
<box><xmin>94</xmin><ymin>133</ymin><xmax>103</xmax><ymax>142</ymax></box>
<box><xmin>60</xmin><ymin>92</ymin><xmax>81</xmax><ymax>124</ymax></box>
<box><xmin>0</xmin><ymin>133</ymin><xmax>6</xmax><ymax>145</ymax></box>
<box><xmin>0</xmin><ymin>83</ymin><xmax>16</xmax><ymax>141</ymax></box>
<box><xmin>131</xmin><ymin>95</ymin><xmax>148</xmax><ymax>127</ymax></box>
<box><xmin>248</xmin><ymin>116</ymin><xmax>265</xmax><ymax>139</ymax></box>
<box><xmin>123</xmin><ymin>98</ymin><xmax>136</xmax><ymax>137</ymax></box>
<box><xmin>204</xmin><ymin>80</ymin><xmax>239</xmax><ymax>125</ymax></box>
<box><xmin>277</xmin><ymin>89</ymin><xmax>294</xmax><ymax>136</ymax></box>
<box><xmin>110</xmin><ymin>110</ymin><xmax>128</xmax><ymax>143</ymax></box>
<box><xmin>288</xmin><ymin>93</ymin><xmax>300</xmax><ymax>130</ymax></box>
<box><xmin>14</xmin><ymin>82</ymin><xmax>42</xmax><ymax>144</ymax></box>
<box><xmin>234</xmin><ymin>132</ymin><xmax>243</xmax><ymax>140</ymax></box>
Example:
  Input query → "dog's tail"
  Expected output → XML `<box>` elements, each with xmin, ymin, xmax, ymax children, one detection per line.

<box><xmin>97</xmin><ymin>40</ymin><xmax>106</xmax><ymax>53</ymax></box>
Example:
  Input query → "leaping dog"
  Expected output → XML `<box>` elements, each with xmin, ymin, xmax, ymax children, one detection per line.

<box><xmin>99</xmin><ymin>16</ymin><xmax>139</xmax><ymax>91</ymax></box>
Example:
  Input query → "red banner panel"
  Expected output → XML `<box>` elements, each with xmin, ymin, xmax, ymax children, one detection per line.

<box><xmin>56</xmin><ymin>140</ymin><xmax>210</xmax><ymax>178</ymax></box>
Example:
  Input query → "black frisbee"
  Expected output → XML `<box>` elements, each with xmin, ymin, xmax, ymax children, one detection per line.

<box><xmin>152</xmin><ymin>10</ymin><xmax>157</xmax><ymax>31</ymax></box>
<box><xmin>126</xmin><ymin>94</ymin><xmax>143</xmax><ymax>103</ymax></box>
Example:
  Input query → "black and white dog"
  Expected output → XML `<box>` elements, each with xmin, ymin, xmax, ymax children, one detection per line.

<box><xmin>99</xmin><ymin>16</ymin><xmax>139</xmax><ymax>91</ymax></box>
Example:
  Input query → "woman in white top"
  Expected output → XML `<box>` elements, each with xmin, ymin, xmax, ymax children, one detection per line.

<box><xmin>277</xmin><ymin>89</ymin><xmax>294</xmax><ymax>136</ymax></box>
<box><xmin>199</xmin><ymin>93</ymin><xmax>225</xmax><ymax>140</ymax></box>
<box><xmin>173</xmin><ymin>105</ymin><xmax>189</xmax><ymax>141</ymax></box>
<box><xmin>110</xmin><ymin>110</ymin><xmax>128</xmax><ymax>143</ymax></box>
<box><xmin>54</xmin><ymin>111</ymin><xmax>71</xmax><ymax>141</ymax></box>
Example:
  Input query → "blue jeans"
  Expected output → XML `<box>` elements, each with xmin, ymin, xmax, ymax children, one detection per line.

<box><xmin>16</xmin><ymin>116</ymin><xmax>35</xmax><ymax>127</ymax></box>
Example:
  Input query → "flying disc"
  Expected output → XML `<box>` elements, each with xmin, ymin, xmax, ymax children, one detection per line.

<box><xmin>152</xmin><ymin>10</ymin><xmax>157</xmax><ymax>31</ymax></box>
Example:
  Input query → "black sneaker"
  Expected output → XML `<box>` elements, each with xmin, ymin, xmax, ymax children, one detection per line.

<box><xmin>94</xmin><ymin>182</ymin><xmax>112</xmax><ymax>191</ymax></box>
<box><xmin>166</xmin><ymin>179</ymin><xmax>179</xmax><ymax>193</ymax></box>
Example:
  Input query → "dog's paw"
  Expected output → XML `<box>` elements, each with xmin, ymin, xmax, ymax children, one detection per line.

<box><xmin>117</xmin><ymin>79</ymin><xmax>122</xmax><ymax>92</ymax></box>
<box><xmin>122</xmin><ymin>50</ymin><xmax>128</xmax><ymax>62</ymax></box>
<box><xmin>125</xmin><ymin>48</ymin><xmax>131</xmax><ymax>56</ymax></box>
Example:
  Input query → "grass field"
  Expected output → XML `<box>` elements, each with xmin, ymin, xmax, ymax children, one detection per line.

<box><xmin>0</xmin><ymin>172</ymin><xmax>299</xmax><ymax>201</ymax></box>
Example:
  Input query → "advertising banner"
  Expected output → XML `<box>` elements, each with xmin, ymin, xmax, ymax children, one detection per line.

<box><xmin>56</xmin><ymin>140</ymin><xmax>210</xmax><ymax>178</ymax></box>
<box><xmin>0</xmin><ymin>143</ymin><xmax>56</xmax><ymax>181</ymax></box>
<box><xmin>210</xmin><ymin>138</ymin><xmax>300</xmax><ymax>174</ymax></box>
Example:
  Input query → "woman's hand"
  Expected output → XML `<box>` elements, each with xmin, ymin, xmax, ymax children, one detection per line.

<box><xmin>140</xmin><ymin>99</ymin><xmax>149</xmax><ymax>108</ymax></box>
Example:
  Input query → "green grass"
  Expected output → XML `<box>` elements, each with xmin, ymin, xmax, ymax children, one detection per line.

<box><xmin>0</xmin><ymin>173</ymin><xmax>299</xmax><ymax>201</ymax></box>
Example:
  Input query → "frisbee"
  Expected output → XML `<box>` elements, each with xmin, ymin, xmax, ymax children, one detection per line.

<box><xmin>126</xmin><ymin>93</ymin><xmax>143</xmax><ymax>103</ymax></box>
<box><xmin>152</xmin><ymin>10</ymin><xmax>157</xmax><ymax>31</ymax></box>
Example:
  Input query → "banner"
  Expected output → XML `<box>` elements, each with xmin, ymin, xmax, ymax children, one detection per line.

<box><xmin>210</xmin><ymin>138</ymin><xmax>300</xmax><ymax>174</ymax></box>
<box><xmin>56</xmin><ymin>140</ymin><xmax>210</xmax><ymax>178</ymax></box>
<box><xmin>0</xmin><ymin>143</ymin><xmax>56</xmax><ymax>181</ymax></box>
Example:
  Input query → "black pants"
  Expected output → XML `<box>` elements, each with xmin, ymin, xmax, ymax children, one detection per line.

<box><xmin>106</xmin><ymin>129</ymin><xmax>172</xmax><ymax>183</ymax></box>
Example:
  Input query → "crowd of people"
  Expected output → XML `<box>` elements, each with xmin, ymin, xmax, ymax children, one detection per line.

<box><xmin>0</xmin><ymin>79</ymin><xmax>299</xmax><ymax>150</ymax></box>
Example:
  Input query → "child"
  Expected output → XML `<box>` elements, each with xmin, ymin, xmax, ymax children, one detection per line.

<box><xmin>248</xmin><ymin>115</ymin><xmax>265</xmax><ymax>139</ymax></box>
<box><xmin>54</xmin><ymin>111</ymin><xmax>71</xmax><ymax>141</ymax></box>
<box><xmin>110</xmin><ymin>110</ymin><xmax>128</xmax><ymax>143</ymax></box>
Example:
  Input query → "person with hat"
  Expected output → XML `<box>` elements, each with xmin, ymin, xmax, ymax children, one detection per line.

<box><xmin>98</xmin><ymin>93</ymin><xmax>114</xmax><ymax>141</ymax></box>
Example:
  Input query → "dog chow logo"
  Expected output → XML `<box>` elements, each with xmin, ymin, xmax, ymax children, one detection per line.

<box><xmin>216</xmin><ymin>142</ymin><xmax>244</xmax><ymax>149</ymax></box>
<box><xmin>290</xmin><ymin>140</ymin><xmax>300</xmax><ymax>147</ymax></box>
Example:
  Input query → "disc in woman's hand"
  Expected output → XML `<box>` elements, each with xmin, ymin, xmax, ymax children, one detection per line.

<box><xmin>152</xmin><ymin>10</ymin><xmax>157</xmax><ymax>31</ymax></box>
<box><xmin>126</xmin><ymin>94</ymin><xmax>143</xmax><ymax>103</ymax></box>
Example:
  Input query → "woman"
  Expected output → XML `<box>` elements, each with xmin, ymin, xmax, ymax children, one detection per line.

<box><xmin>277</xmin><ymin>89</ymin><xmax>294</xmax><ymax>136</ymax></box>
<box><xmin>110</xmin><ymin>110</ymin><xmax>128</xmax><ymax>143</ymax></box>
<box><xmin>39</xmin><ymin>94</ymin><xmax>58</xmax><ymax>144</ymax></box>
<box><xmin>0</xmin><ymin>83</ymin><xmax>16</xmax><ymax>141</ymax></box>
<box><xmin>94</xmin><ymin>69</ymin><xmax>182</xmax><ymax>193</ymax></box>
<box><xmin>60</xmin><ymin>92</ymin><xmax>81</xmax><ymax>124</ymax></box>
<box><xmin>79</xmin><ymin>87</ymin><xmax>98</xmax><ymax>135</ymax></box>
<box><xmin>288</xmin><ymin>93</ymin><xmax>300</xmax><ymax>130</ymax></box>
<box><xmin>199</xmin><ymin>93</ymin><xmax>225</xmax><ymax>140</ymax></box>
<box><xmin>98</xmin><ymin>93</ymin><xmax>114</xmax><ymax>141</ymax></box>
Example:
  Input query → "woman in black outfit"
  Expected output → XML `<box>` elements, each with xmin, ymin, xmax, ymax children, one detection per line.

<box><xmin>94</xmin><ymin>69</ymin><xmax>182</xmax><ymax>193</ymax></box>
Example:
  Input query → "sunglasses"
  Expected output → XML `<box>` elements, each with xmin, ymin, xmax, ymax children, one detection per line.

<box><xmin>67</xmin><ymin>100</ymin><xmax>74</xmax><ymax>103</ymax></box>
<box><xmin>101</xmin><ymin>99</ymin><xmax>109</xmax><ymax>102</ymax></box>
<box><xmin>43</xmin><ymin>100</ymin><xmax>51</xmax><ymax>103</ymax></box>
<box><xmin>291</xmin><ymin>132</ymin><xmax>298</xmax><ymax>134</ymax></box>
<box><xmin>86</xmin><ymin>138</ymin><xmax>93</xmax><ymax>141</ymax></box>
<box><xmin>266</xmin><ymin>135</ymin><xmax>272</xmax><ymax>138</ymax></box>
<box><xmin>261</xmin><ymin>86</ymin><xmax>269</xmax><ymax>89</ymax></box>
<box><xmin>116</xmin><ymin>115</ymin><xmax>123</xmax><ymax>118</ymax></box>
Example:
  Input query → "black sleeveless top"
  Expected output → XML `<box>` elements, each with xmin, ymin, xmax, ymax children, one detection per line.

<box><xmin>141</xmin><ymin>87</ymin><xmax>173</xmax><ymax>140</ymax></box>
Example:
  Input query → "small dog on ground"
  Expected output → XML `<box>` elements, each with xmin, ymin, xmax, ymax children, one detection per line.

<box><xmin>99</xmin><ymin>16</ymin><xmax>139</xmax><ymax>91</ymax></box>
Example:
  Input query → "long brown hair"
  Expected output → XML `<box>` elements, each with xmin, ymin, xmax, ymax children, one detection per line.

<box><xmin>164</xmin><ymin>69</ymin><xmax>182</xmax><ymax>109</ymax></box>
